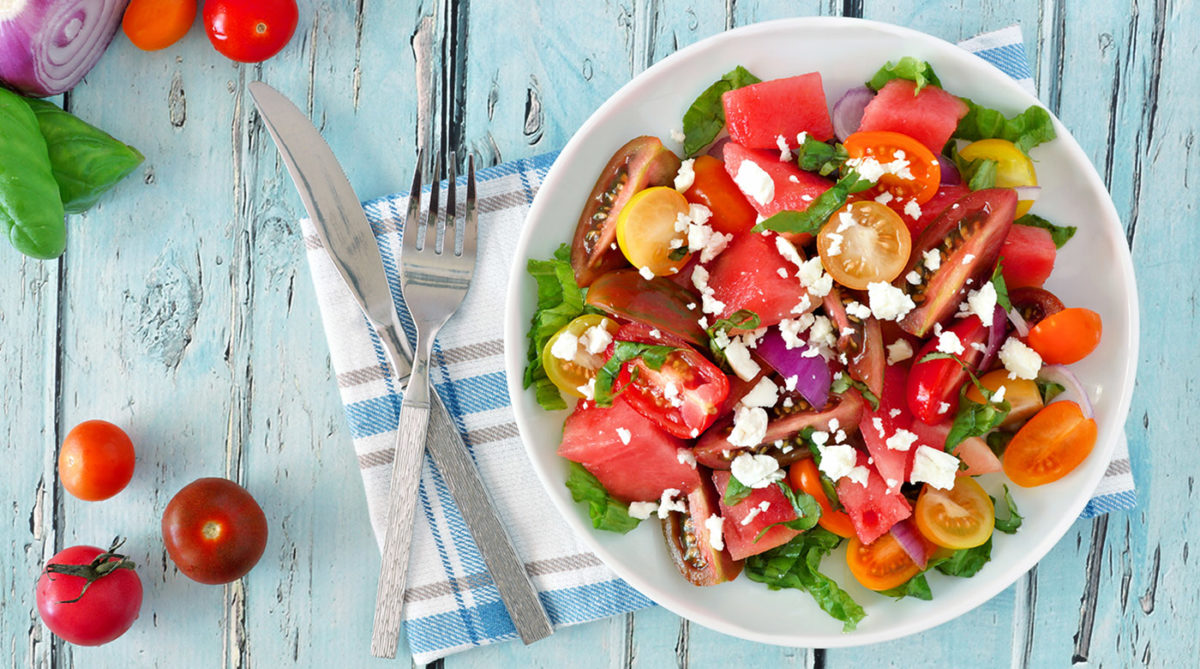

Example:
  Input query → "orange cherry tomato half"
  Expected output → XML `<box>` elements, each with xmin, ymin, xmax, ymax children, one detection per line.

<box><xmin>683</xmin><ymin>155</ymin><xmax>758</xmax><ymax>236</ymax></box>
<box><xmin>1026</xmin><ymin>307</ymin><xmax>1103</xmax><ymax>365</ymax></box>
<box><xmin>1003</xmin><ymin>401</ymin><xmax>1097</xmax><ymax>487</ymax></box>
<box><xmin>846</xmin><ymin>531</ymin><xmax>923</xmax><ymax>591</ymax></box>
<box><xmin>788</xmin><ymin>458</ymin><xmax>855</xmax><ymax>538</ymax></box>
<box><xmin>817</xmin><ymin>200</ymin><xmax>912</xmax><ymax>290</ymax></box>
<box><xmin>123</xmin><ymin>0</ymin><xmax>197</xmax><ymax>51</ymax></box>
<box><xmin>58</xmin><ymin>420</ymin><xmax>136</xmax><ymax>501</ymax></box>
<box><xmin>965</xmin><ymin>369</ymin><xmax>1044</xmax><ymax>429</ymax></box>
<box><xmin>914</xmin><ymin>475</ymin><xmax>995</xmax><ymax>550</ymax></box>
<box><xmin>843</xmin><ymin>130</ymin><xmax>941</xmax><ymax>205</ymax></box>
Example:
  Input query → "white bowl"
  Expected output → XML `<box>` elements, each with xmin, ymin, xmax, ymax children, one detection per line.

<box><xmin>503</xmin><ymin>17</ymin><xmax>1138</xmax><ymax>647</ymax></box>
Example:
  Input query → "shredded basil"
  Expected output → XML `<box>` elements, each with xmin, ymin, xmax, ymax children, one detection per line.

<box><xmin>564</xmin><ymin>462</ymin><xmax>642</xmax><ymax>533</ymax></box>
<box><xmin>753</xmin><ymin>481</ymin><xmax>822</xmax><ymax>540</ymax></box>
<box><xmin>723</xmin><ymin>474</ymin><xmax>754</xmax><ymax>506</ymax></box>
<box><xmin>681</xmin><ymin>66</ymin><xmax>761</xmax><ymax>157</ymax></box>
<box><xmin>991</xmin><ymin>260</ymin><xmax>1013</xmax><ymax>312</ymax></box>
<box><xmin>795</xmin><ymin>135</ymin><xmax>849</xmax><ymax>176</ymax></box>
<box><xmin>743</xmin><ymin>528</ymin><xmax>866</xmax><ymax>632</ymax></box>
<box><xmin>753</xmin><ymin>169</ymin><xmax>875</xmax><ymax>236</ymax></box>
<box><xmin>993</xmin><ymin>484</ymin><xmax>1024</xmax><ymax>534</ymax></box>
<box><xmin>1035</xmin><ymin>377</ymin><xmax>1066</xmax><ymax>403</ymax></box>
<box><xmin>830</xmin><ymin>374</ymin><xmax>881</xmax><ymax>410</ymax></box>
<box><xmin>593</xmin><ymin>341</ymin><xmax>678</xmax><ymax>407</ymax></box>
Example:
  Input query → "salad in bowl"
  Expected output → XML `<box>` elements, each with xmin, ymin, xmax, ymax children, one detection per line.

<box><xmin>505</xmin><ymin>18</ymin><xmax>1136</xmax><ymax>646</ymax></box>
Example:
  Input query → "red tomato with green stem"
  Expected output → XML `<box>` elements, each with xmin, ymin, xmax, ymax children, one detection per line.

<box><xmin>37</xmin><ymin>540</ymin><xmax>142</xmax><ymax>646</ymax></box>
<box><xmin>162</xmin><ymin>478</ymin><xmax>268</xmax><ymax>584</ymax></box>
<box><xmin>58</xmin><ymin>420</ymin><xmax>135</xmax><ymax>501</ymax></box>
<box><xmin>203</xmin><ymin>0</ymin><xmax>299</xmax><ymax>63</ymax></box>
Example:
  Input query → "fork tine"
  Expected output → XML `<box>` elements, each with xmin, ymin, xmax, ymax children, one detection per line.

<box><xmin>403</xmin><ymin>148</ymin><xmax>425</xmax><ymax>252</ymax></box>
<box><xmin>461</xmin><ymin>154</ymin><xmax>477</xmax><ymax>260</ymax></box>
<box><xmin>424</xmin><ymin>154</ymin><xmax>442</xmax><ymax>252</ymax></box>
<box><xmin>443</xmin><ymin>151</ymin><xmax>457</xmax><ymax>256</ymax></box>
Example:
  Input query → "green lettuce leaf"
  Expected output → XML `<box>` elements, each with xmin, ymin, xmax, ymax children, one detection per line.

<box><xmin>933</xmin><ymin>536</ymin><xmax>993</xmax><ymax>578</ymax></box>
<box><xmin>879</xmin><ymin>573</ymin><xmax>934</xmax><ymax>600</ymax></box>
<box><xmin>681</xmin><ymin>66</ymin><xmax>761</xmax><ymax>157</ymax></box>
<box><xmin>744</xmin><ymin>528</ymin><xmax>866</xmax><ymax>631</ymax></box>
<box><xmin>564</xmin><ymin>462</ymin><xmax>642</xmax><ymax>533</ymax></box>
<box><xmin>866</xmin><ymin>57</ymin><xmax>943</xmax><ymax>94</ymax></box>
<box><xmin>953</xmin><ymin>101</ymin><xmax>1057</xmax><ymax>154</ymax></box>
<box><xmin>523</xmin><ymin>244</ymin><xmax>586</xmax><ymax>410</ymax></box>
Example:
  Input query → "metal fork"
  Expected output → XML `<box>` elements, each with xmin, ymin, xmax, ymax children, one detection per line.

<box><xmin>371</xmin><ymin>151</ymin><xmax>477</xmax><ymax>657</ymax></box>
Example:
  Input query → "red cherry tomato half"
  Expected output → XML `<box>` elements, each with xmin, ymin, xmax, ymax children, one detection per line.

<box><xmin>203</xmin><ymin>0</ymin><xmax>299</xmax><ymax>63</ymax></box>
<box><xmin>906</xmin><ymin>316</ymin><xmax>989</xmax><ymax>424</ymax></box>
<box><xmin>58</xmin><ymin>420</ymin><xmax>136</xmax><ymax>501</ymax></box>
<box><xmin>37</xmin><ymin>542</ymin><xmax>143</xmax><ymax>646</ymax></box>
<box><xmin>162</xmin><ymin>478</ymin><xmax>268</xmax><ymax>584</ymax></box>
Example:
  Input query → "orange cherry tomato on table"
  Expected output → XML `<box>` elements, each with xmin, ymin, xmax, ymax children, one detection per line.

<box><xmin>203</xmin><ymin>0</ymin><xmax>299</xmax><ymax>63</ymax></box>
<box><xmin>683</xmin><ymin>155</ymin><xmax>759</xmax><ymax>235</ymax></box>
<box><xmin>845</xmin><ymin>531</ymin><xmax>923</xmax><ymax>591</ymax></box>
<box><xmin>843</xmin><ymin>130</ymin><xmax>941</xmax><ymax>205</ymax></box>
<box><xmin>816</xmin><ymin>200</ymin><xmax>912</xmax><ymax>290</ymax></box>
<box><xmin>1026</xmin><ymin>307</ymin><xmax>1103</xmax><ymax>364</ymax></box>
<box><xmin>58</xmin><ymin>420</ymin><xmax>135</xmax><ymax>501</ymax></box>
<box><xmin>789</xmin><ymin>458</ymin><xmax>855</xmax><ymax>538</ymax></box>
<box><xmin>123</xmin><ymin>0</ymin><xmax>197</xmax><ymax>51</ymax></box>
<box><xmin>162</xmin><ymin>478</ymin><xmax>269</xmax><ymax>584</ymax></box>
<box><xmin>914</xmin><ymin>475</ymin><xmax>995</xmax><ymax>550</ymax></box>
<box><xmin>1003</xmin><ymin>401</ymin><xmax>1097</xmax><ymax>487</ymax></box>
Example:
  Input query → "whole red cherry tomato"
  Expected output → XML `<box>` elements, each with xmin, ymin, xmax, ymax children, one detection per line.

<box><xmin>37</xmin><ymin>539</ymin><xmax>143</xmax><ymax>646</ymax></box>
<box><xmin>58</xmin><ymin>420</ymin><xmax>136</xmax><ymax>501</ymax></box>
<box><xmin>162</xmin><ymin>477</ymin><xmax>268</xmax><ymax>584</ymax></box>
<box><xmin>203</xmin><ymin>0</ymin><xmax>299</xmax><ymax>63</ymax></box>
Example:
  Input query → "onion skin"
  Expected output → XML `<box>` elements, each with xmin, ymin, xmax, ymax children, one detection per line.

<box><xmin>0</xmin><ymin>0</ymin><xmax>129</xmax><ymax>97</ymax></box>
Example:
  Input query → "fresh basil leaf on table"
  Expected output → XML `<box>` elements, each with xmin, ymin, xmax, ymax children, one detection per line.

<box><xmin>0</xmin><ymin>87</ymin><xmax>65</xmax><ymax>259</ymax></box>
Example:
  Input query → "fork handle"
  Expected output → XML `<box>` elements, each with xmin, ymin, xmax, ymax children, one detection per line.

<box><xmin>370</xmin><ymin>387</ymin><xmax>431</xmax><ymax>658</ymax></box>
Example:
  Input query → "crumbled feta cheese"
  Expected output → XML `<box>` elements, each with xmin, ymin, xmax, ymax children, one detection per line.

<box><xmin>757</xmin><ymin>500</ymin><xmax>771</xmax><ymax>513</ymax></box>
<box><xmin>638</xmin><ymin>265</ymin><xmax>655</xmax><ymax>280</ymax></box>
<box><xmin>657</xmin><ymin>488</ymin><xmax>687</xmax><ymax>518</ymax></box>
<box><xmin>629</xmin><ymin>501</ymin><xmax>658</xmax><ymax>520</ymax></box>
<box><xmin>689</xmin><ymin>203</ymin><xmax>712</xmax><ymax>226</ymax></box>
<box><xmin>690</xmin><ymin>429</ymin><xmax>699</xmax><ymax>438</ymax></box>
<box><xmin>971</xmin><ymin>342</ymin><xmax>988</xmax><ymax>353</ymax></box>
<box><xmin>868</xmin><ymin>281</ymin><xmax>916</xmax><ymax>321</ymax></box>
<box><xmin>886</xmin><ymin>478</ymin><xmax>900</xmax><ymax>491</ymax></box>
<box><xmin>776</xmin><ymin>134</ymin><xmax>792</xmax><ymax>161</ymax></box>
<box><xmin>774</xmin><ymin>235</ymin><xmax>804</xmax><ymax>270</ymax></box>
<box><xmin>677</xmin><ymin>448</ymin><xmax>697</xmax><ymax>469</ymax></box>
<box><xmin>962</xmin><ymin>253</ymin><xmax>976</xmax><ymax>265</ymax></box>
<box><xmin>728</xmin><ymin>407</ymin><xmax>770</xmax><ymax>449</ymax></box>
<box><xmin>937</xmin><ymin>331</ymin><xmax>965</xmax><ymax>355</ymax></box>
<box><xmin>835</xmin><ymin>211</ymin><xmax>856</xmax><ymax>233</ymax></box>
<box><xmin>875</xmin><ymin>191</ymin><xmax>895</xmax><ymax>205</ymax></box>
<box><xmin>904</xmin><ymin>198</ymin><xmax>922</xmax><ymax>220</ymax></box>
<box><xmin>906</xmin><ymin>270</ymin><xmax>922</xmax><ymax>285</ymax></box>
<box><xmin>741</xmin><ymin>327</ymin><xmax>766</xmax><ymax>349</ymax></box>
<box><xmin>807</xmin><ymin>315</ymin><xmax>837</xmax><ymax>350</ymax></box>
<box><xmin>669</xmin><ymin>237</ymin><xmax>684</xmax><ymax>249</ymax></box>
<box><xmin>777</xmin><ymin>267</ymin><xmax>789</xmax><ymax>278</ymax></box>
<box><xmin>691</xmin><ymin>265</ymin><xmax>727</xmax><ymax>316</ymax></box>
<box><xmin>686</xmin><ymin>302</ymin><xmax>697</xmax><ymax>311</ymax></box>
<box><xmin>730</xmin><ymin>452</ymin><xmax>783</xmax><ymax>488</ymax></box>
<box><xmin>817</xmin><ymin>443</ymin><xmax>857</xmax><ymax>481</ymax></box>
<box><xmin>580</xmin><ymin>325</ymin><xmax>613</xmax><ymax>355</ymax></box>
<box><xmin>992</xmin><ymin>384</ymin><xmax>1007</xmax><ymax>403</ymax></box>
<box><xmin>828</xmin><ymin>418</ymin><xmax>840</xmax><ymax>432</ymax></box>
<box><xmin>788</xmin><ymin>175</ymin><xmax>800</xmax><ymax>183</ymax></box>
<box><xmin>872</xmin><ymin>416</ymin><xmax>886</xmax><ymax>437</ymax></box>
<box><xmin>739</xmin><ymin>377</ymin><xmax>780</xmax><ymax>409</ymax></box>
<box><xmin>889</xmin><ymin>408</ymin><xmax>903</xmax><ymax>418</ymax></box>
<box><xmin>886</xmin><ymin>428</ymin><xmax>919</xmax><ymax>452</ymax></box>
<box><xmin>886</xmin><ymin>339</ymin><xmax>914</xmax><ymax>364</ymax></box>
<box><xmin>674</xmin><ymin>158</ymin><xmax>696</xmax><ymax>192</ymax></box>
<box><xmin>835</xmin><ymin>429</ymin><xmax>847</xmax><ymax>443</ymax></box>
<box><xmin>810</xmin><ymin>430</ymin><xmax>829</xmax><ymax>446</ymax></box>
<box><xmin>649</xmin><ymin>328</ymin><xmax>661</xmax><ymax>339</ymax></box>
<box><xmin>923</xmin><ymin>249</ymin><xmax>942</xmax><ymax>272</ymax></box>
<box><xmin>999</xmin><ymin>336</ymin><xmax>1042</xmax><ymax>379</ymax></box>
<box><xmin>704</xmin><ymin>516</ymin><xmax>725</xmax><ymax>550</ymax></box>
<box><xmin>674</xmin><ymin>211</ymin><xmax>691</xmax><ymax>233</ymax></box>
<box><xmin>670</xmin><ymin>127</ymin><xmax>686</xmax><ymax>143</ymax></box>
<box><xmin>845</xmin><ymin>465</ymin><xmax>870</xmax><ymax>487</ymax></box>
<box><xmin>784</xmin><ymin>375</ymin><xmax>799</xmax><ymax>392</ymax></box>
<box><xmin>910</xmin><ymin>445</ymin><xmax>960</xmax><ymax>490</ymax></box>
<box><xmin>663</xmin><ymin>381</ymin><xmax>684</xmax><ymax>407</ymax></box>
<box><xmin>958</xmin><ymin>281</ymin><xmax>998</xmax><ymax>326</ymax></box>
<box><xmin>712</xmin><ymin>328</ymin><xmax>731</xmax><ymax>349</ymax></box>
<box><xmin>724</xmin><ymin>339</ymin><xmax>762</xmax><ymax>381</ymax></box>
<box><xmin>797</xmin><ymin>257</ymin><xmax>833</xmax><ymax>298</ymax></box>
<box><xmin>550</xmin><ymin>332</ymin><xmax>579</xmax><ymax>361</ymax></box>
<box><xmin>796</xmin><ymin>131</ymin><xmax>808</xmax><ymax>146</ymax></box>
<box><xmin>740</xmin><ymin>507</ymin><xmax>762</xmax><ymax>526</ymax></box>
<box><xmin>616</xmin><ymin>427</ymin><xmax>632</xmax><ymax>445</ymax></box>
<box><xmin>938</xmin><ymin>402</ymin><xmax>951</xmax><ymax>414</ymax></box>
<box><xmin>611</xmin><ymin>242</ymin><xmax>618</xmax><ymax>251</ymax></box>
<box><xmin>777</xmin><ymin>318</ymin><xmax>807</xmax><ymax>350</ymax></box>
<box><xmin>825</xmin><ymin>232</ymin><xmax>844</xmax><ymax>257</ymax></box>
<box><xmin>733</xmin><ymin>159</ymin><xmax>775</xmax><ymax>205</ymax></box>
<box><xmin>846</xmin><ymin>301</ymin><xmax>872</xmax><ymax>320</ymax></box>
<box><xmin>801</xmin><ymin>346</ymin><xmax>821</xmax><ymax>358</ymax></box>
<box><xmin>577</xmin><ymin>378</ymin><xmax>596</xmax><ymax>400</ymax></box>
<box><xmin>792</xmin><ymin>293</ymin><xmax>813</xmax><ymax>315</ymax></box>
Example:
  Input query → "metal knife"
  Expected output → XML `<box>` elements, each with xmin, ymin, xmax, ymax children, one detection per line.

<box><xmin>248</xmin><ymin>81</ymin><xmax>553</xmax><ymax>646</ymax></box>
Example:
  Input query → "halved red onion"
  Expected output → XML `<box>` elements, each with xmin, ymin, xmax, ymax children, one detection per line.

<box><xmin>832</xmin><ymin>86</ymin><xmax>874</xmax><ymax>141</ymax></box>
<box><xmin>888</xmin><ymin>519</ymin><xmax>929</xmax><ymax>570</ymax></box>
<box><xmin>754</xmin><ymin>328</ymin><xmax>831</xmax><ymax>409</ymax></box>
<box><xmin>1007</xmin><ymin>307</ymin><xmax>1030</xmax><ymax>338</ymax></box>
<box><xmin>978</xmin><ymin>304</ymin><xmax>1008</xmax><ymax>370</ymax></box>
<box><xmin>1038</xmin><ymin>364</ymin><xmax>1095</xmax><ymax>419</ymax></box>
<box><xmin>0</xmin><ymin>0</ymin><xmax>126</xmax><ymax>97</ymax></box>
<box><xmin>706</xmin><ymin>136</ymin><xmax>731</xmax><ymax>159</ymax></box>
<box><xmin>939</xmin><ymin>155</ymin><xmax>962</xmax><ymax>185</ymax></box>
<box><xmin>1013</xmin><ymin>185</ymin><xmax>1042</xmax><ymax>203</ymax></box>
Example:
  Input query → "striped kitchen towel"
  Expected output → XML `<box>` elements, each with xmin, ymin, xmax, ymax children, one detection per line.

<box><xmin>298</xmin><ymin>25</ymin><xmax>1134</xmax><ymax>665</ymax></box>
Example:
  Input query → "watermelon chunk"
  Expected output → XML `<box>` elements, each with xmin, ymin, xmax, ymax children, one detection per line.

<box><xmin>859</xmin><ymin>364</ymin><xmax>915</xmax><ymax>490</ymax></box>
<box><xmin>704</xmin><ymin>230</ymin><xmax>813</xmax><ymax>328</ymax></box>
<box><xmin>722</xmin><ymin>142</ymin><xmax>833</xmax><ymax>219</ymax></box>
<box><xmin>1001</xmin><ymin>223</ymin><xmax>1057</xmax><ymax>289</ymax></box>
<box><xmin>908</xmin><ymin>418</ymin><xmax>1001</xmax><ymax>476</ymax></box>
<box><xmin>722</xmin><ymin>72</ymin><xmax>835</xmax><ymax>148</ymax></box>
<box><xmin>857</xmin><ymin>79</ymin><xmax>969</xmax><ymax>155</ymax></box>
<box><xmin>712</xmin><ymin>470</ymin><xmax>800</xmax><ymax>561</ymax></box>
<box><xmin>558</xmin><ymin>396</ymin><xmax>700</xmax><ymax>503</ymax></box>
<box><xmin>835</xmin><ymin>452</ymin><xmax>913</xmax><ymax>544</ymax></box>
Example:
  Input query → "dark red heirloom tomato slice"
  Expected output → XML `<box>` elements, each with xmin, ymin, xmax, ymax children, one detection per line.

<box><xmin>906</xmin><ymin>315</ymin><xmax>989</xmax><ymax>424</ymax></box>
<box><xmin>1008</xmin><ymin>286</ymin><xmax>1065</xmax><ymax>328</ymax></box>
<box><xmin>683</xmin><ymin>155</ymin><xmax>758</xmax><ymax>236</ymax></box>
<box><xmin>162</xmin><ymin>478</ymin><xmax>268</xmax><ymax>584</ymax></box>
<box><xmin>824</xmin><ymin>287</ymin><xmax>885</xmax><ymax>398</ymax></box>
<box><xmin>37</xmin><ymin>541</ymin><xmax>143</xmax><ymax>646</ymax></box>
<box><xmin>613</xmin><ymin>332</ymin><xmax>729</xmax><ymax>439</ymax></box>
<box><xmin>586</xmin><ymin>269</ymin><xmax>707</xmax><ymax>346</ymax></box>
<box><xmin>570</xmin><ymin>137</ymin><xmax>682</xmax><ymax>286</ymax></box>
<box><xmin>898</xmin><ymin>188</ymin><xmax>1016</xmax><ymax>338</ymax></box>
<box><xmin>661</xmin><ymin>470</ymin><xmax>742</xmax><ymax>585</ymax></box>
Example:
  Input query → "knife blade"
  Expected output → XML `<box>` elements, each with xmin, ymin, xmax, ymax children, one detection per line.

<box><xmin>248</xmin><ymin>81</ymin><xmax>553</xmax><ymax>646</ymax></box>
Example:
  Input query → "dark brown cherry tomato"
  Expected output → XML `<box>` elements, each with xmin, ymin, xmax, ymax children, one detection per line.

<box><xmin>203</xmin><ymin>0</ymin><xmax>298</xmax><ymax>63</ymax></box>
<box><xmin>1008</xmin><ymin>286</ymin><xmax>1065</xmax><ymax>328</ymax></box>
<box><xmin>162</xmin><ymin>478</ymin><xmax>268</xmax><ymax>584</ymax></box>
<box><xmin>661</xmin><ymin>471</ymin><xmax>742</xmax><ymax>586</ymax></box>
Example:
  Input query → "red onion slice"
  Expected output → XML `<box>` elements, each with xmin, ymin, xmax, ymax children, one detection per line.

<box><xmin>1013</xmin><ymin>185</ymin><xmax>1043</xmax><ymax>203</ymax></box>
<box><xmin>888</xmin><ymin>519</ymin><xmax>929</xmax><ymax>570</ymax></box>
<box><xmin>832</xmin><ymin>86</ymin><xmax>874</xmax><ymax>141</ymax></box>
<box><xmin>706</xmin><ymin>136</ymin><xmax>731</xmax><ymax>160</ymax></box>
<box><xmin>0</xmin><ymin>0</ymin><xmax>126</xmax><ymax>97</ymax></box>
<box><xmin>1038</xmin><ymin>364</ymin><xmax>1095</xmax><ymax>419</ymax></box>
<box><xmin>978</xmin><ymin>304</ymin><xmax>1008</xmax><ymax>370</ymax></box>
<box><xmin>754</xmin><ymin>328</ymin><xmax>831</xmax><ymax>409</ymax></box>
<box><xmin>939</xmin><ymin>155</ymin><xmax>962</xmax><ymax>185</ymax></box>
<box><xmin>1007</xmin><ymin>307</ymin><xmax>1030</xmax><ymax>338</ymax></box>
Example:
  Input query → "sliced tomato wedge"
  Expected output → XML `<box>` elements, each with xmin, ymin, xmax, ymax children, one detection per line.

<box><xmin>612</xmin><ymin>328</ymin><xmax>729</xmax><ymax>439</ymax></box>
<box><xmin>585</xmin><ymin>269</ymin><xmax>707</xmax><ymax>346</ymax></box>
<box><xmin>846</xmin><ymin>531</ymin><xmax>922</xmax><ymax>591</ymax></box>
<box><xmin>906</xmin><ymin>315</ymin><xmax>989</xmax><ymax>424</ymax></box>
<box><xmin>1027</xmin><ymin>307</ymin><xmax>1103</xmax><ymax>365</ymax></box>
<box><xmin>683</xmin><ymin>155</ymin><xmax>758</xmax><ymax>236</ymax></box>
<box><xmin>789</xmin><ymin>458</ymin><xmax>855</xmax><ymax>538</ymax></box>
<box><xmin>964</xmin><ymin>369</ymin><xmax>1044</xmax><ymax>429</ymax></box>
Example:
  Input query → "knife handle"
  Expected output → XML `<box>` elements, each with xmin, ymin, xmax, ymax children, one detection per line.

<box><xmin>426</xmin><ymin>389</ymin><xmax>555</xmax><ymax>644</ymax></box>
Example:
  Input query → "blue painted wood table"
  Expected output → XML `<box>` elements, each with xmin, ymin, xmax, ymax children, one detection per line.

<box><xmin>1</xmin><ymin>1</ymin><xmax>1189</xmax><ymax>666</ymax></box>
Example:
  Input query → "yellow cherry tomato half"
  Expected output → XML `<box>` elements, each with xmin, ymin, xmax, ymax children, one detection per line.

<box><xmin>816</xmin><ymin>200</ymin><xmax>912</xmax><ymax>290</ymax></box>
<box><xmin>965</xmin><ymin>369</ymin><xmax>1044</xmax><ymax>429</ymax></box>
<box><xmin>958</xmin><ymin>139</ymin><xmax>1038</xmax><ymax>217</ymax></box>
<box><xmin>541</xmin><ymin>314</ymin><xmax>620</xmax><ymax>398</ymax></box>
<box><xmin>616</xmin><ymin>186</ymin><xmax>691</xmax><ymax>276</ymax></box>
<box><xmin>914</xmin><ymin>475</ymin><xmax>995</xmax><ymax>550</ymax></box>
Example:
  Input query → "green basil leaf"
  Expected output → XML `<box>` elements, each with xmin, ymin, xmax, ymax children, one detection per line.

<box><xmin>706</xmin><ymin>309</ymin><xmax>761</xmax><ymax>363</ymax></box>
<box><xmin>775</xmin><ymin>481</ymin><xmax>822</xmax><ymax>529</ymax></box>
<box><xmin>933</xmin><ymin>536</ymin><xmax>993</xmax><ymax>577</ymax></box>
<box><xmin>565</xmin><ymin>462</ymin><xmax>642</xmax><ymax>533</ymax></box>
<box><xmin>594</xmin><ymin>341</ymin><xmax>678</xmax><ymax>407</ymax></box>
<box><xmin>830</xmin><ymin>374</ymin><xmax>881</xmax><ymax>410</ymax></box>
<box><xmin>945</xmin><ymin>391</ymin><xmax>1010</xmax><ymax>452</ymax></box>
<box><xmin>959</xmin><ymin>156</ymin><xmax>998</xmax><ymax>190</ymax></box>
<box><xmin>879</xmin><ymin>573</ymin><xmax>934</xmax><ymax>600</ymax></box>
<box><xmin>744</xmin><ymin>528</ymin><xmax>864</xmax><ymax>631</ymax></box>
<box><xmin>953</xmin><ymin>100</ymin><xmax>1057</xmax><ymax>154</ymax></box>
<box><xmin>723</xmin><ymin>474</ymin><xmax>753</xmax><ymax>506</ymax></box>
<box><xmin>795</xmin><ymin>136</ymin><xmax>849</xmax><ymax>176</ymax></box>
<box><xmin>866</xmin><ymin>57</ymin><xmax>943</xmax><ymax>94</ymax></box>
<box><xmin>1015</xmin><ymin>213</ymin><xmax>1078</xmax><ymax>249</ymax></box>
<box><xmin>991</xmin><ymin>259</ymin><xmax>1012</xmax><ymax>312</ymax></box>
<box><xmin>993</xmin><ymin>484</ymin><xmax>1024</xmax><ymax>534</ymax></box>
<box><xmin>753</xmin><ymin>169</ymin><xmax>874</xmax><ymax>236</ymax></box>
<box><xmin>1035</xmin><ymin>378</ymin><xmax>1066</xmax><ymax>403</ymax></box>
<box><xmin>681</xmin><ymin>66</ymin><xmax>761</xmax><ymax>157</ymax></box>
<box><xmin>986</xmin><ymin>430</ymin><xmax>1015</xmax><ymax>457</ymax></box>
<box><xmin>523</xmin><ymin>244</ymin><xmax>587</xmax><ymax>410</ymax></box>
<box><xmin>0</xmin><ymin>88</ymin><xmax>65</xmax><ymax>259</ymax></box>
